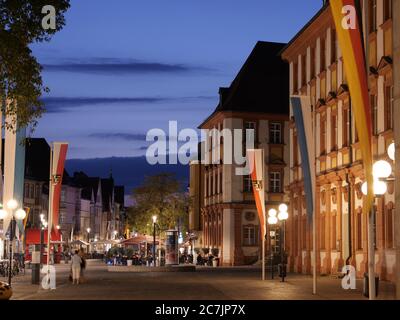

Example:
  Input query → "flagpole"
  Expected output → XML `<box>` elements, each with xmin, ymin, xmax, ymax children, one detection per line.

<box><xmin>46</xmin><ymin>144</ymin><xmax>53</xmax><ymax>286</ymax></box>
<box><xmin>362</xmin><ymin>0</ymin><xmax>376</xmax><ymax>301</ymax></box>
<box><xmin>312</xmin><ymin>94</ymin><xmax>317</xmax><ymax>295</ymax></box>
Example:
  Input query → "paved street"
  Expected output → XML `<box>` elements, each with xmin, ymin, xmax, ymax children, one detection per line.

<box><xmin>5</xmin><ymin>262</ymin><xmax>395</xmax><ymax>300</ymax></box>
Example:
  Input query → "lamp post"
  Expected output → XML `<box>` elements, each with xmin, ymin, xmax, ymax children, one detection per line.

<box><xmin>361</xmin><ymin>150</ymin><xmax>394</xmax><ymax>300</ymax></box>
<box><xmin>0</xmin><ymin>199</ymin><xmax>26</xmax><ymax>287</ymax></box>
<box><xmin>277</xmin><ymin>203</ymin><xmax>289</xmax><ymax>282</ymax></box>
<box><xmin>268</xmin><ymin>209</ymin><xmax>278</xmax><ymax>279</ymax></box>
<box><xmin>152</xmin><ymin>215</ymin><xmax>157</xmax><ymax>267</ymax></box>
<box><xmin>40</xmin><ymin>214</ymin><xmax>46</xmax><ymax>267</ymax></box>
<box><xmin>86</xmin><ymin>228</ymin><xmax>91</xmax><ymax>254</ymax></box>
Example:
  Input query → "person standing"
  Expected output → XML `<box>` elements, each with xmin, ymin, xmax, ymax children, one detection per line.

<box><xmin>71</xmin><ymin>250</ymin><xmax>82</xmax><ymax>285</ymax></box>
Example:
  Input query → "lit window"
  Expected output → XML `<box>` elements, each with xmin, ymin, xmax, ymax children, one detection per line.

<box><xmin>243</xmin><ymin>225</ymin><xmax>258</xmax><ymax>246</ymax></box>
<box><xmin>269</xmin><ymin>172</ymin><xmax>281</xmax><ymax>193</ymax></box>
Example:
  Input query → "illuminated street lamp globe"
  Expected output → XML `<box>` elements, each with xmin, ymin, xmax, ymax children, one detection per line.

<box><xmin>268</xmin><ymin>209</ymin><xmax>277</xmax><ymax>217</ymax></box>
<box><xmin>278</xmin><ymin>210</ymin><xmax>289</xmax><ymax>221</ymax></box>
<box><xmin>361</xmin><ymin>180</ymin><xmax>387</xmax><ymax>196</ymax></box>
<box><xmin>278</xmin><ymin>203</ymin><xmax>288</xmax><ymax>213</ymax></box>
<box><xmin>372</xmin><ymin>160</ymin><xmax>392</xmax><ymax>179</ymax></box>
<box><xmin>0</xmin><ymin>209</ymin><xmax>7</xmax><ymax>220</ymax></box>
<box><xmin>14</xmin><ymin>209</ymin><xmax>26</xmax><ymax>220</ymax></box>
<box><xmin>86</xmin><ymin>227</ymin><xmax>91</xmax><ymax>234</ymax></box>
<box><xmin>6</xmin><ymin>199</ymin><xmax>18</xmax><ymax>210</ymax></box>
<box><xmin>388</xmin><ymin>143</ymin><xmax>395</xmax><ymax>161</ymax></box>
<box><xmin>268</xmin><ymin>216</ymin><xmax>278</xmax><ymax>225</ymax></box>
<box><xmin>152</xmin><ymin>215</ymin><xmax>157</xmax><ymax>223</ymax></box>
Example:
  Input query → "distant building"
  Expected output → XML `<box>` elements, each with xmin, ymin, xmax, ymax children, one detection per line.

<box><xmin>1</xmin><ymin>138</ymin><xmax>125</xmax><ymax>255</ymax></box>
<box><xmin>190</xmin><ymin>41</ymin><xmax>290</xmax><ymax>265</ymax></box>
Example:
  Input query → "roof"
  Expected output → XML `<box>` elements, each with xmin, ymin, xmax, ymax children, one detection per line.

<box><xmin>114</xmin><ymin>185</ymin><xmax>125</xmax><ymax>206</ymax></box>
<box><xmin>199</xmin><ymin>41</ymin><xmax>289</xmax><ymax>128</ymax></box>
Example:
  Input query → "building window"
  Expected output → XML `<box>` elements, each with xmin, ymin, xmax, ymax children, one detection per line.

<box><xmin>342</xmin><ymin>107</ymin><xmax>350</xmax><ymax>147</ymax></box>
<box><xmin>384</xmin><ymin>0</ymin><xmax>392</xmax><ymax>21</ymax></box>
<box><xmin>219</xmin><ymin>172</ymin><xmax>223</xmax><ymax>194</ymax></box>
<box><xmin>331</xmin><ymin>30</ymin><xmax>337</xmax><ymax>64</ymax></box>
<box><xmin>320</xmin><ymin>37</ymin><xmax>326</xmax><ymax>71</ymax></box>
<box><xmin>244</xmin><ymin>121</ymin><xmax>256</xmax><ymax>143</ymax></box>
<box><xmin>24</xmin><ymin>183</ymin><xmax>29</xmax><ymax>199</ymax></box>
<box><xmin>320</xmin><ymin>115</ymin><xmax>326</xmax><ymax>155</ymax></box>
<box><xmin>269</xmin><ymin>171</ymin><xmax>281</xmax><ymax>193</ymax></box>
<box><xmin>357</xmin><ymin>211</ymin><xmax>363</xmax><ymax>250</ymax></box>
<box><xmin>370</xmin><ymin>94</ymin><xmax>378</xmax><ymax>135</ymax></box>
<box><xmin>386</xmin><ymin>207</ymin><xmax>394</xmax><ymax>249</ymax></box>
<box><xmin>206</xmin><ymin>176</ymin><xmax>209</xmax><ymax>197</ymax></box>
<box><xmin>293</xmin><ymin>61</ymin><xmax>298</xmax><ymax>92</ymax></box>
<box><xmin>369</xmin><ymin>0</ymin><xmax>377</xmax><ymax>33</ymax></box>
<box><xmin>270</xmin><ymin>122</ymin><xmax>282</xmax><ymax>144</ymax></box>
<box><xmin>310</xmin><ymin>46</ymin><xmax>316</xmax><ymax>79</ymax></box>
<box><xmin>30</xmin><ymin>184</ymin><xmax>34</xmax><ymax>199</ymax></box>
<box><xmin>331</xmin><ymin>213</ymin><xmax>337</xmax><ymax>249</ymax></box>
<box><xmin>302</xmin><ymin>218</ymin><xmax>307</xmax><ymax>249</ymax></box>
<box><xmin>384</xmin><ymin>85</ymin><xmax>394</xmax><ymax>130</ymax></box>
<box><xmin>331</xmin><ymin>111</ymin><xmax>338</xmax><ymax>151</ymax></box>
<box><xmin>35</xmin><ymin>184</ymin><xmax>40</xmax><ymax>199</ymax></box>
<box><xmin>320</xmin><ymin>214</ymin><xmax>325</xmax><ymax>250</ymax></box>
<box><xmin>301</xmin><ymin>54</ymin><xmax>307</xmax><ymax>86</ymax></box>
<box><xmin>243</xmin><ymin>225</ymin><xmax>258</xmax><ymax>246</ymax></box>
<box><xmin>293</xmin><ymin>132</ymin><xmax>299</xmax><ymax>165</ymax></box>
<box><xmin>243</xmin><ymin>175</ymin><xmax>252</xmax><ymax>193</ymax></box>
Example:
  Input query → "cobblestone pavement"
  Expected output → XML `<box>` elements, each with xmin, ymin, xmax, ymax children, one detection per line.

<box><xmin>5</xmin><ymin>262</ymin><xmax>395</xmax><ymax>300</ymax></box>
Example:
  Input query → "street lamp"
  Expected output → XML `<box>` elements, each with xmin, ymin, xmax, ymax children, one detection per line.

<box><xmin>360</xmin><ymin>150</ymin><xmax>394</xmax><ymax>300</ymax></box>
<box><xmin>268</xmin><ymin>209</ymin><xmax>278</xmax><ymax>279</ymax></box>
<box><xmin>277</xmin><ymin>204</ymin><xmax>289</xmax><ymax>282</ymax></box>
<box><xmin>388</xmin><ymin>142</ymin><xmax>395</xmax><ymax>161</ymax></box>
<box><xmin>86</xmin><ymin>228</ymin><xmax>91</xmax><ymax>254</ymax></box>
<box><xmin>0</xmin><ymin>199</ymin><xmax>26</xmax><ymax>287</ymax></box>
<box><xmin>152</xmin><ymin>215</ymin><xmax>157</xmax><ymax>267</ymax></box>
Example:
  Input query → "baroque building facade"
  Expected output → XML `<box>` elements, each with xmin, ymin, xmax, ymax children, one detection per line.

<box><xmin>190</xmin><ymin>42</ymin><xmax>290</xmax><ymax>265</ymax></box>
<box><xmin>281</xmin><ymin>1</ymin><xmax>396</xmax><ymax>281</ymax></box>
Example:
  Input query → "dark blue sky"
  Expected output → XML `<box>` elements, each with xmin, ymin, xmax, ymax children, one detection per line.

<box><xmin>31</xmin><ymin>0</ymin><xmax>322</xmax><ymax>159</ymax></box>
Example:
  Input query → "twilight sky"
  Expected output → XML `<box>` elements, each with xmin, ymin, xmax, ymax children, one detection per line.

<box><xmin>31</xmin><ymin>0</ymin><xmax>322</xmax><ymax>160</ymax></box>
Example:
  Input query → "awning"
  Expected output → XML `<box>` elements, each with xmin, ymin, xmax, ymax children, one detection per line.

<box><xmin>25</xmin><ymin>228</ymin><xmax>61</xmax><ymax>245</ymax></box>
<box><xmin>121</xmin><ymin>235</ymin><xmax>160</xmax><ymax>245</ymax></box>
<box><xmin>70</xmin><ymin>240</ymin><xmax>89</xmax><ymax>246</ymax></box>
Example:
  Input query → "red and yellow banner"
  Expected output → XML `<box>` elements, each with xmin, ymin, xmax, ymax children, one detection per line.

<box><xmin>50</xmin><ymin>142</ymin><xmax>68</xmax><ymax>232</ymax></box>
<box><xmin>330</xmin><ymin>0</ymin><xmax>374</xmax><ymax>214</ymax></box>
<box><xmin>247</xmin><ymin>149</ymin><xmax>266</xmax><ymax>238</ymax></box>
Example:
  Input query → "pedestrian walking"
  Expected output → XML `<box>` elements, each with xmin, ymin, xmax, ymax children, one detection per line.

<box><xmin>79</xmin><ymin>249</ymin><xmax>87</xmax><ymax>283</ymax></box>
<box><xmin>71</xmin><ymin>250</ymin><xmax>82</xmax><ymax>285</ymax></box>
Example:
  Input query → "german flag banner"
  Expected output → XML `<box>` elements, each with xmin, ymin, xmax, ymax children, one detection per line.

<box><xmin>330</xmin><ymin>0</ymin><xmax>374</xmax><ymax>215</ymax></box>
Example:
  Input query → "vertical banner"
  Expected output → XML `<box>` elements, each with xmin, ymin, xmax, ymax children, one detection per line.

<box><xmin>290</xmin><ymin>96</ymin><xmax>315</xmax><ymax>223</ymax></box>
<box><xmin>330</xmin><ymin>0</ymin><xmax>374</xmax><ymax>216</ymax></box>
<box><xmin>50</xmin><ymin>142</ymin><xmax>68</xmax><ymax>232</ymax></box>
<box><xmin>247</xmin><ymin>149</ymin><xmax>266</xmax><ymax>237</ymax></box>
<box><xmin>2</xmin><ymin>114</ymin><xmax>26</xmax><ymax>234</ymax></box>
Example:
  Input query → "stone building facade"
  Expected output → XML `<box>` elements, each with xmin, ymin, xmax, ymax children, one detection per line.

<box><xmin>281</xmin><ymin>1</ymin><xmax>396</xmax><ymax>281</ymax></box>
<box><xmin>191</xmin><ymin>41</ymin><xmax>290</xmax><ymax>265</ymax></box>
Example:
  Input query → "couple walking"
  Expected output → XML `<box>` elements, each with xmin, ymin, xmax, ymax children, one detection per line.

<box><xmin>71</xmin><ymin>249</ymin><xmax>86</xmax><ymax>284</ymax></box>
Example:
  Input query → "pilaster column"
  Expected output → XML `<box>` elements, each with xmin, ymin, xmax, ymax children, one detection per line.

<box><xmin>233</xmin><ymin>209</ymin><xmax>244</xmax><ymax>265</ymax></box>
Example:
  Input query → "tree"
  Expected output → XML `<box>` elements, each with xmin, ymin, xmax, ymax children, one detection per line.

<box><xmin>0</xmin><ymin>0</ymin><xmax>70</xmax><ymax>131</ymax></box>
<box><xmin>127</xmin><ymin>173</ymin><xmax>189</xmax><ymax>236</ymax></box>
